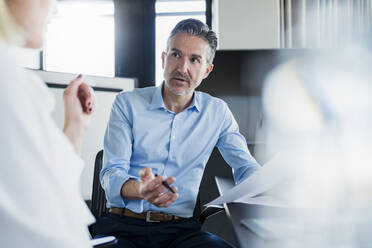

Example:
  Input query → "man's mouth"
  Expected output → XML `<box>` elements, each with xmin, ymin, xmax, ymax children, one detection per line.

<box><xmin>173</xmin><ymin>77</ymin><xmax>189</xmax><ymax>83</ymax></box>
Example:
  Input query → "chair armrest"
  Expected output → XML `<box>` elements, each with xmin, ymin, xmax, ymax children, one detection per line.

<box><xmin>199</xmin><ymin>205</ymin><xmax>225</xmax><ymax>225</ymax></box>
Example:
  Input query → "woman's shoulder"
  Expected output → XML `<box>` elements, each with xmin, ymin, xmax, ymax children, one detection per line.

<box><xmin>0</xmin><ymin>47</ymin><xmax>21</xmax><ymax>85</ymax></box>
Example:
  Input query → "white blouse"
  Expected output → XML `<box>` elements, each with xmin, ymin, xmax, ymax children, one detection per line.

<box><xmin>0</xmin><ymin>41</ymin><xmax>95</xmax><ymax>247</ymax></box>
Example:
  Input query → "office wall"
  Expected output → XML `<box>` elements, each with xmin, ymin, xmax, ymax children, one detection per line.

<box><xmin>213</xmin><ymin>0</ymin><xmax>281</xmax><ymax>49</ymax></box>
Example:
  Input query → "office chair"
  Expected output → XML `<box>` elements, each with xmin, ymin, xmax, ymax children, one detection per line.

<box><xmin>89</xmin><ymin>150</ymin><xmax>117</xmax><ymax>247</ymax></box>
<box><xmin>90</xmin><ymin>150</ymin><xmax>224</xmax><ymax>224</ymax></box>
<box><xmin>90</xmin><ymin>150</ymin><xmax>108</xmax><ymax>219</ymax></box>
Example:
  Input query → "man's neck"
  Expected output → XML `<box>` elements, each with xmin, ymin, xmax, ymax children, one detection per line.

<box><xmin>162</xmin><ymin>85</ymin><xmax>194</xmax><ymax>114</ymax></box>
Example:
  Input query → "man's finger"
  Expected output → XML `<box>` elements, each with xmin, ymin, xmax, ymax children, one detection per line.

<box><xmin>146</xmin><ymin>175</ymin><xmax>164</xmax><ymax>190</ymax></box>
<box><xmin>152</xmin><ymin>192</ymin><xmax>170</xmax><ymax>205</ymax></box>
<box><xmin>164</xmin><ymin>176</ymin><xmax>176</xmax><ymax>187</ymax></box>
<box><xmin>144</xmin><ymin>184</ymin><xmax>164</xmax><ymax>202</ymax></box>
<box><xmin>157</xmin><ymin>193</ymin><xmax>179</xmax><ymax>207</ymax></box>
<box><xmin>139</xmin><ymin>167</ymin><xmax>153</xmax><ymax>182</ymax></box>
<box><xmin>170</xmin><ymin>186</ymin><xmax>178</xmax><ymax>193</ymax></box>
<box><xmin>152</xmin><ymin>189</ymin><xmax>178</xmax><ymax>205</ymax></box>
<box><xmin>162</xmin><ymin>193</ymin><xmax>179</xmax><ymax>207</ymax></box>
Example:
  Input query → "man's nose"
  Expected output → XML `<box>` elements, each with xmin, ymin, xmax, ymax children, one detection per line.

<box><xmin>177</xmin><ymin>58</ymin><xmax>188</xmax><ymax>73</ymax></box>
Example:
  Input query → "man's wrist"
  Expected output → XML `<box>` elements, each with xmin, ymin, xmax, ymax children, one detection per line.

<box><xmin>137</xmin><ymin>181</ymin><xmax>144</xmax><ymax>199</ymax></box>
<box><xmin>121</xmin><ymin>180</ymin><xmax>144</xmax><ymax>200</ymax></box>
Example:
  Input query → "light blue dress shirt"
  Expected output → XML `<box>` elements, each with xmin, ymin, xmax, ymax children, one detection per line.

<box><xmin>101</xmin><ymin>84</ymin><xmax>260</xmax><ymax>217</ymax></box>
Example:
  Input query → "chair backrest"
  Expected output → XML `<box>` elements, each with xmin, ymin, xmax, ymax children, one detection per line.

<box><xmin>91</xmin><ymin>150</ymin><xmax>108</xmax><ymax>218</ymax></box>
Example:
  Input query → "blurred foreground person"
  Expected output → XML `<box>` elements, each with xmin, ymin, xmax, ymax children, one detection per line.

<box><xmin>255</xmin><ymin>3</ymin><xmax>372</xmax><ymax>247</ymax></box>
<box><xmin>261</xmin><ymin>46</ymin><xmax>372</xmax><ymax>248</ymax></box>
<box><xmin>0</xmin><ymin>0</ymin><xmax>95</xmax><ymax>247</ymax></box>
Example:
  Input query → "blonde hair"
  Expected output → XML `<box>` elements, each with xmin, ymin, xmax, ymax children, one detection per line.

<box><xmin>0</xmin><ymin>0</ymin><xmax>25</xmax><ymax>46</ymax></box>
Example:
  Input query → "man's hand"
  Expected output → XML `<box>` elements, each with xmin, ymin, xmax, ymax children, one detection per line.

<box><xmin>139</xmin><ymin>168</ymin><xmax>178</xmax><ymax>207</ymax></box>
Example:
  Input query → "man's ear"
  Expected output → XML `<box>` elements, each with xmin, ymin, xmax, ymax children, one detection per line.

<box><xmin>203</xmin><ymin>63</ymin><xmax>214</xmax><ymax>79</ymax></box>
<box><xmin>161</xmin><ymin>52</ymin><xmax>166</xmax><ymax>69</ymax></box>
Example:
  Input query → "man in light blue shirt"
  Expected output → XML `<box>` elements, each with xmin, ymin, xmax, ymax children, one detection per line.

<box><xmin>93</xmin><ymin>19</ymin><xmax>260</xmax><ymax>248</ymax></box>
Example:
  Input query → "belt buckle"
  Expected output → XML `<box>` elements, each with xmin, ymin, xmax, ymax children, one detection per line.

<box><xmin>146</xmin><ymin>211</ymin><xmax>161</xmax><ymax>222</ymax></box>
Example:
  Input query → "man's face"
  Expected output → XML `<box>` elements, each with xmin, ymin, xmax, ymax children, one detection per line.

<box><xmin>162</xmin><ymin>33</ymin><xmax>214</xmax><ymax>97</ymax></box>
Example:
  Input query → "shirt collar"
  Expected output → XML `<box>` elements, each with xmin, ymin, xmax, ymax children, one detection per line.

<box><xmin>149</xmin><ymin>84</ymin><xmax>166</xmax><ymax>110</ymax></box>
<box><xmin>149</xmin><ymin>82</ymin><xmax>200</xmax><ymax>113</ymax></box>
<box><xmin>186</xmin><ymin>92</ymin><xmax>200</xmax><ymax>112</ymax></box>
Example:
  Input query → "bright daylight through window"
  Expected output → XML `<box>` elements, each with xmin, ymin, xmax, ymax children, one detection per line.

<box><xmin>155</xmin><ymin>0</ymin><xmax>206</xmax><ymax>85</ymax></box>
<box><xmin>44</xmin><ymin>1</ymin><xmax>115</xmax><ymax>77</ymax></box>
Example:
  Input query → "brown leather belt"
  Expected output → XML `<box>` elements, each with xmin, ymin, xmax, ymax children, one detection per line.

<box><xmin>108</xmin><ymin>208</ymin><xmax>185</xmax><ymax>222</ymax></box>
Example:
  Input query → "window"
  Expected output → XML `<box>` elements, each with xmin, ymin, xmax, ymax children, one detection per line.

<box><xmin>155</xmin><ymin>0</ymin><xmax>206</xmax><ymax>85</ymax></box>
<box><xmin>44</xmin><ymin>1</ymin><xmax>115</xmax><ymax>77</ymax></box>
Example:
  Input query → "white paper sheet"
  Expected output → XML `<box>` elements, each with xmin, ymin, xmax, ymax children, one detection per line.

<box><xmin>234</xmin><ymin>195</ymin><xmax>293</xmax><ymax>208</ymax></box>
<box><xmin>240</xmin><ymin>217</ymin><xmax>302</xmax><ymax>240</ymax></box>
<box><xmin>206</xmin><ymin>152</ymin><xmax>293</xmax><ymax>206</ymax></box>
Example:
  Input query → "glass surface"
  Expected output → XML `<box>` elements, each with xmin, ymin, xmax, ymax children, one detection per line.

<box><xmin>156</xmin><ymin>1</ymin><xmax>205</xmax><ymax>13</ymax></box>
<box><xmin>44</xmin><ymin>1</ymin><xmax>114</xmax><ymax>77</ymax></box>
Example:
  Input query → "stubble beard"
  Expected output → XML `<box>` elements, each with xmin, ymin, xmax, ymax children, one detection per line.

<box><xmin>166</xmin><ymin>78</ymin><xmax>193</xmax><ymax>96</ymax></box>
<box><xmin>168</xmin><ymin>84</ymin><xmax>192</xmax><ymax>96</ymax></box>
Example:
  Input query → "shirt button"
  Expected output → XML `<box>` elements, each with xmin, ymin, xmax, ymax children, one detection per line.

<box><xmin>172</xmin><ymin>135</ymin><xmax>176</xmax><ymax>139</ymax></box>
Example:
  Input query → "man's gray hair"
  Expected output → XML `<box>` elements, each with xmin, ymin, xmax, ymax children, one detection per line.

<box><xmin>167</xmin><ymin>18</ymin><xmax>218</xmax><ymax>64</ymax></box>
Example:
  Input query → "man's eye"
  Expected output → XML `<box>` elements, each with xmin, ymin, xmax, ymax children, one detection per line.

<box><xmin>172</xmin><ymin>53</ymin><xmax>180</xmax><ymax>58</ymax></box>
<box><xmin>191</xmin><ymin>58</ymin><xmax>199</xmax><ymax>63</ymax></box>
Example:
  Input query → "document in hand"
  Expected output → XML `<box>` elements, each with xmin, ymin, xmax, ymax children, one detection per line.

<box><xmin>240</xmin><ymin>217</ymin><xmax>303</xmax><ymax>240</ymax></box>
<box><xmin>205</xmin><ymin>152</ymin><xmax>297</xmax><ymax>207</ymax></box>
<box><xmin>234</xmin><ymin>193</ymin><xmax>297</xmax><ymax>208</ymax></box>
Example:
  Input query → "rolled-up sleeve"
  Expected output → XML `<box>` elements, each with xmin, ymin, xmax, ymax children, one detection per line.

<box><xmin>216</xmin><ymin>102</ymin><xmax>261</xmax><ymax>184</ymax></box>
<box><xmin>100</xmin><ymin>95</ymin><xmax>135</xmax><ymax>207</ymax></box>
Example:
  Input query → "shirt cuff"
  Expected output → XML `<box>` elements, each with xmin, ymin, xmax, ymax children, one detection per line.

<box><xmin>234</xmin><ymin>164</ymin><xmax>260</xmax><ymax>184</ymax></box>
<box><xmin>103</xmin><ymin>169</ymin><xmax>131</xmax><ymax>207</ymax></box>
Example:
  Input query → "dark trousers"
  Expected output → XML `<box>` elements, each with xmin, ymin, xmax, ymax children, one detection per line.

<box><xmin>92</xmin><ymin>213</ymin><xmax>235</xmax><ymax>248</ymax></box>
